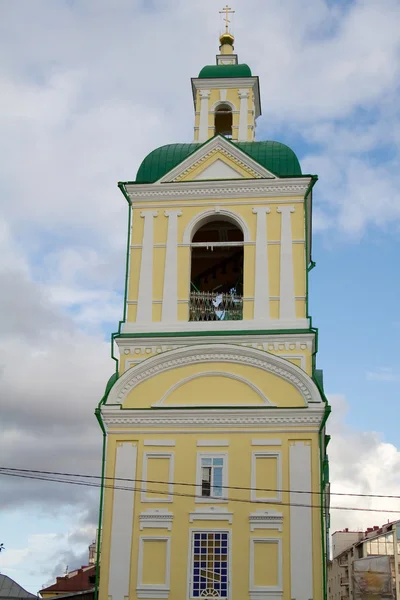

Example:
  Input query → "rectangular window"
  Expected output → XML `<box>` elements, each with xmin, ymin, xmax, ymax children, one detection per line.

<box><xmin>196</xmin><ymin>453</ymin><xmax>227</xmax><ymax>502</ymax></box>
<box><xmin>191</xmin><ymin>532</ymin><xmax>229</xmax><ymax>599</ymax></box>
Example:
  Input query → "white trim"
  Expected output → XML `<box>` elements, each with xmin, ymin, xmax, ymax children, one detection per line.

<box><xmin>192</xmin><ymin>76</ymin><xmax>261</xmax><ymax>118</ymax></box>
<box><xmin>251</xmin><ymin>439</ymin><xmax>282</xmax><ymax>446</ymax></box>
<box><xmin>141</xmin><ymin>452</ymin><xmax>174</xmax><ymax>503</ymax></box>
<box><xmin>210</xmin><ymin>99</ymin><xmax>236</xmax><ymax>112</ymax></box>
<box><xmin>251</xmin><ymin>452</ymin><xmax>282</xmax><ymax>503</ymax></box>
<box><xmin>280</xmin><ymin>353</ymin><xmax>306</xmax><ymax>371</ymax></box>
<box><xmin>154</xmin><ymin>371</ymin><xmax>273</xmax><ymax>407</ymax></box>
<box><xmin>102</xmin><ymin>406</ymin><xmax>325</xmax><ymax>429</ymax></box>
<box><xmin>197</xmin><ymin>440</ymin><xmax>229</xmax><ymax>447</ymax></box>
<box><xmin>125</xmin><ymin>177</ymin><xmax>311</xmax><ymax>203</ymax></box>
<box><xmin>139</xmin><ymin>509</ymin><xmax>174</xmax><ymax>531</ymax></box>
<box><xmin>189</xmin><ymin>507</ymin><xmax>233</xmax><ymax>523</ymax></box>
<box><xmin>187</xmin><ymin>528</ymin><xmax>232</xmax><ymax>600</ymax></box>
<box><xmin>249</xmin><ymin>510</ymin><xmax>283</xmax><ymax>532</ymax></box>
<box><xmin>277</xmin><ymin>206</ymin><xmax>296</xmax><ymax>321</ymax></box>
<box><xmin>252</xmin><ymin>208</ymin><xmax>271</xmax><ymax>320</ymax></box>
<box><xmin>183</xmin><ymin>207</ymin><xmax>251</xmax><ymax>243</ymax></box>
<box><xmin>196</xmin><ymin>452</ymin><xmax>228</xmax><ymax>503</ymax></box>
<box><xmin>121</xmin><ymin>317</ymin><xmax>310</xmax><ymax>334</ymax></box>
<box><xmin>107</xmin><ymin>344</ymin><xmax>321</xmax><ymax>407</ymax></box>
<box><xmin>143</xmin><ymin>440</ymin><xmax>176</xmax><ymax>447</ymax></box>
<box><xmin>238</xmin><ymin>89</ymin><xmax>250</xmax><ymax>141</ymax></box>
<box><xmin>108</xmin><ymin>443</ymin><xmax>137</xmax><ymax>600</ymax></box>
<box><xmin>136</xmin><ymin>211</ymin><xmax>158</xmax><ymax>323</ymax></box>
<box><xmin>249</xmin><ymin>537</ymin><xmax>283</xmax><ymax>597</ymax></box>
<box><xmin>160</xmin><ymin>136</ymin><xmax>276</xmax><ymax>184</ymax></box>
<box><xmin>289</xmin><ymin>441</ymin><xmax>313</xmax><ymax>600</ymax></box>
<box><xmin>137</xmin><ymin>535</ymin><xmax>171</xmax><ymax>598</ymax></box>
<box><xmin>198</xmin><ymin>90</ymin><xmax>211</xmax><ymax>142</ymax></box>
<box><xmin>161</xmin><ymin>210</ymin><xmax>182</xmax><ymax>322</ymax></box>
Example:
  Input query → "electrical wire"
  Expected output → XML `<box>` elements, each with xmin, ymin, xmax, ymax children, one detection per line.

<box><xmin>1</xmin><ymin>468</ymin><xmax>400</xmax><ymax>514</ymax></box>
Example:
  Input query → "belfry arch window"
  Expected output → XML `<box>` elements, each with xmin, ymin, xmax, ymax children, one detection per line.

<box><xmin>189</xmin><ymin>218</ymin><xmax>243</xmax><ymax>321</ymax></box>
<box><xmin>214</xmin><ymin>104</ymin><xmax>233</xmax><ymax>138</ymax></box>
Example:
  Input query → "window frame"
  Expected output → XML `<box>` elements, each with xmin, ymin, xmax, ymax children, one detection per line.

<box><xmin>188</xmin><ymin>529</ymin><xmax>232</xmax><ymax>600</ymax></box>
<box><xmin>141</xmin><ymin>452</ymin><xmax>175</xmax><ymax>503</ymax></box>
<box><xmin>137</xmin><ymin>535</ymin><xmax>171</xmax><ymax>599</ymax></box>
<box><xmin>249</xmin><ymin>537</ymin><xmax>283</xmax><ymax>597</ymax></box>
<box><xmin>196</xmin><ymin>452</ymin><xmax>228</xmax><ymax>503</ymax></box>
<box><xmin>250</xmin><ymin>451</ymin><xmax>282</xmax><ymax>503</ymax></box>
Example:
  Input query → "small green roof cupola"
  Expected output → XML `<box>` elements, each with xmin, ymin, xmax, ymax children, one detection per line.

<box><xmin>191</xmin><ymin>8</ymin><xmax>261</xmax><ymax>143</ymax></box>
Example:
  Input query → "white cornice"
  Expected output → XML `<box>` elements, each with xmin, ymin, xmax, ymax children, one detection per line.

<box><xmin>120</xmin><ymin>318</ymin><xmax>310</xmax><ymax>334</ymax></box>
<box><xmin>125</xmin><ymin>177</ymin><xmax>311</xmax><ymax>203</ymax></box>
<box><xmin>159</xmin><ymin>136</ymin><xmax>276</xmax><ymax>183</ymax></box>
<box><xmin>106</xmin><ymin>343</ymin><xmax>322</xmax><ymax>406</ymax></box>
<box><xmin>101</xmin><ymin>406</ymin><xmax>325</xmax><ymax>429</ymax></box>
<box><xmin>191</xmin><ymin>77</ymin><xmax>261</xmax><ymax>117</ymax></box>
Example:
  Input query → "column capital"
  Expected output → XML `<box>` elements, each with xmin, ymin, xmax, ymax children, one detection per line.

<box><xmin>199</xmin><ymin>89</ymin><xmax>211</xmax><ymax>99</ymax></box>
<box><xmin>252</xmin><ymin>207</ymin><xmax>271</xmax><ymax>215</ymax></box>
<box><xmin>277</xmin><ymin>206</ymin><xmax>295</xmax><ymax>214</ymax></box>
<box><xmin>238</xmin><ymin>89</ymin><xmax>250</xmax><ymax>99</ymax></box>
<box><xmin>140</xmin><ymin>210</ymin><xmax>158</xmax><ymax>218</ymax></box>
<box><xmin>164</xmin><ymin>210</ymin><xmax>183</xmax><ymax>218</ymax></box>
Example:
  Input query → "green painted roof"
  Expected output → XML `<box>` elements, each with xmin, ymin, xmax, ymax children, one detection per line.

<box><xmin>136</xmin><ymin>139</ymin><xmax>302</xmax><ymax>182</ymax></box>
<box><xmin>198</xmin><ymin>64</ymin><xmax>252</xmax><ymax>78</ymax></box>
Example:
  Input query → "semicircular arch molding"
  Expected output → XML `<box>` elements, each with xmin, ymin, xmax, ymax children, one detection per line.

<box><xmin>210</xmin><ymin>100</ymin><xmax>237</xmax><ymax>112</ymax></box>
<box><xmin>182</xmin><ymin>209</ymin><xmax>251</xmax><ymax>244</ymax></box>
<box><xmin>153</xmin><ymin>371</ymin><xmax>274</xmax><ymax>407</ymax></box>
<box><xmin>106</xmin><ymin>344</ymin><xmax>322</xmax><ymax>407</ymax></box>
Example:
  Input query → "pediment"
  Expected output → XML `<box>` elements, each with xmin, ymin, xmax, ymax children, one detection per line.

<box><xmin>158</xmin><ymin>136</ymin><xmax>277</xmax><ymax>183</ymax></box>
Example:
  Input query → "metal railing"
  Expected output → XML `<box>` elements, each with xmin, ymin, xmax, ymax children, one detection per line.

<box><xmin>189</xmin><ymin>291</ymin><xmax>243</xmax><ymax>322</ymax></box>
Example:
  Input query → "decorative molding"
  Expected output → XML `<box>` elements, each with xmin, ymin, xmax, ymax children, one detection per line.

<box><xmin>195</xmin><ymin>451</ymin><xmax>228</xmax><ymax>504</ymax></box>
<box><xmin>120</xmin><ymin>317</ymin><xmax>311</xmax><ymax>335</ymax></box>
<box><xmin>251</xmin><ymin>452</ymin><xmax>282</xmax><ymax>503</ymax></box>
<box><xmin>252</xmin><ymin>208</ymin><xmax>271</xmax><ymax>320</ymax></box>
<box><xmin>136</xmin><ymin>211</ymin><xmax>158</xmax><ymax>323</ymax></box>
<box><xmin>153</xmin><ymin>371</ymin><xmax>273</xmax><ymax>407</ymax></box>
<box><xmin>289</xmin><ymin>441</ymin><xmax>313</xmax><ymax>600</ymax></box>
<box><xmin>277</xmin><ymin>206</ymin><xmax>296</xmax><ymax>321</ymax></box>
<box><xmin>251</xmin><ymin>439</ymin><xmax>282</xmax><ymax>447</ymax></box>
<box><xmin>106</xmin><ymin>344</ymin><xmax>321</xmax><ymax>406</ymax></box>
<box><xmin>192</xmin><ymin>75</ymin><xmax>261</xmax><ymax>117</ymax></box>
<box><xmin>137</xmin><ymin>536</ymin><xmax>171</xmax><ymax>598</ymax></box>
<box><xmin>249</xmin><ymin>510</ymin><xmax>283</xmax><ymax>532</ymax></box>
<box><xmin>124</xmin><ymin>177</ymin><xmax>311</xmax><ymax>203</ymax></box>
<box><xmin>161</xmin><ymin>210</ymin><xmax>182</xmax><ymax>323</ymax></box>
<box><xmin>249</xmin><ymin>538</ymin><xmax>283</xmax><ymax>599</ymax></box>
<box><xmin>139</xmin><ymin>509</ymin><xmax>174</xmax><ymax>531</ymax></box>
<box><xmin>198</xmin><ymin>90</ymin><xmax>211</xmax><ymax>142</ymax></box>
<box><xmin>143</xmin><ymin>440</ymin><xmax>176</xmax><ymax>447</ymax></box>
<box><xmin>197</xmin><ymin>440</ymin><xmax>229</xmax><ymax>447</ymax></box>
<box><xmin>238</xmin><ymin>89</ymin><xmax>250</xmax><ymax>141</ymax></box>
<box><xmin>210</xmin><ymin>99</ymin><xmax>236</xmax><ymax>111</ymax></box>
<box><xmin>141</xmin><ymin>452</ymin><xmax>174</xmax><ymax>503</ymax></box>
<box><xmin>182</xmin><ymin>207</ymin><xmax>251</xmax><ymax>243</ymax></box>
<box><xmin>108</xmin><ymin>443</ymin><xmax>137</xmax><ymax>600</ymax></box>
<box><xmin>189</xmin><ymin>507</ymin><xmax>233</xmax><ymax>523</ymax></box>
<box><xmin>159</xmin><ymin>136</ymin><xmax>276</xmax><ymax>183</ymax></box>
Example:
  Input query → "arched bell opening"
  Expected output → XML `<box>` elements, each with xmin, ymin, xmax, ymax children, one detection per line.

<box><xmin>214</xmin><ymin>104</ymin><xmax>233</xmax><ymax>138</ymax></box>
<box><xmin>189</xmin><ymin>218</ymin><xmax>244</xmax><ymax>321</ymax></box>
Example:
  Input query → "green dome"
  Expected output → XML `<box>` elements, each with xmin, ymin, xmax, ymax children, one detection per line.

<box><xmin>198</xmin><ymin>64</ymin><xmax>252</xmax><ymax>78</ymax></box>
<box><xmin>136</xmin><ymin>140</ymin><xmax>302</xmax><ymax>183</ymax></box>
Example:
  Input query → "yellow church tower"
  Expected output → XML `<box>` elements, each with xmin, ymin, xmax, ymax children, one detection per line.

<box><xmin>96</xmin><ymin>12</ymin><xmax>330</xmax><ymax>600</ymax></box>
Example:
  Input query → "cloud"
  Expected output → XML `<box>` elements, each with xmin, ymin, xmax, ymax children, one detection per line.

<box><xmin>365</xmin><ymin>367</ymin><xmax>400</xmax><ymax>383</ymax></box>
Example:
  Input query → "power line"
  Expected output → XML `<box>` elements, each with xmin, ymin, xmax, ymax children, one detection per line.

<box><xmin>1</xmin><ymin>465</ymin><xmax>400</xmax><ymax>501</ymax></box>
<box><xmin>1</xmin><ymin>468</ymin><xmax>400</xmax><ymax>515</ymax></box>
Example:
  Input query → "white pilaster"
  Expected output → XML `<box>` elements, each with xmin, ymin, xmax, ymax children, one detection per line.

<box><xmin>238</xmin><ymin>89</ymin><xmax>250</xmax><ymax>141</ymax></box>
<box><xmin>108</xmin><ymin>442</ymin><xmax>137</xmax><ymax>600</ymax></box>
<box><xmin>277</xmin><ymin>206</ymin><xmax>296</xmax><ymax>320</ymax></box>
<box><xmin>289</xmin><ymin>441</ymin><xmax>313</xmax><ymax>600</ymax></box>
<box><xmin>252</xmin><ymin>207</ymin><xmax>271</xmax><ymax>320</ymax></box>
<box><xmin>162</xmin><ymin>210</ymin><xmax>182</xmax><ymax>323</ymax></box>
<box><xmin>137</xmin><ymin>210</ymin><xmax>158</xmax><ymax>322</ymax></box>
<box><xmin>198</xmin><ymin>90</ymin><xmax>210</xmax><ymax>142</ymax></box>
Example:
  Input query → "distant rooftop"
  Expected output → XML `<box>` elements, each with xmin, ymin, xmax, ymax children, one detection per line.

<box><xmin>0</xmin><ymin>574</ymin><xmax>37</xmax><ymax>600</ymax></box>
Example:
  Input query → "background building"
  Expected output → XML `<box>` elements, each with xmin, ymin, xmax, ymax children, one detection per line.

<box><xmin>329</xmin><ymin>522</ymin><xmax>400</xmax><ymax>599</ymax></box>
<box><xmin>96</xmin><ymin>17</ymin><xmax>330</xmax><ymax>600</ymax></box>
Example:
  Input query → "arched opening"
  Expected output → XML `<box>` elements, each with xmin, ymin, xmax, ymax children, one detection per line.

<box><xmin>214</xmin><ymin>104</ymin><xmax>233</xmax><ymax>138</ymax></box>
<box><xmin>189</xmin><ymin>218</ymin><xmax>243</xmax><ymax>321</ymax></box>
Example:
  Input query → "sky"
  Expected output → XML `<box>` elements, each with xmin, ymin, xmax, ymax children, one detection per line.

<box><xmin>1</xmin><ymin>0</ymin><xmax>400</xmax><ymax>593</ymax></box>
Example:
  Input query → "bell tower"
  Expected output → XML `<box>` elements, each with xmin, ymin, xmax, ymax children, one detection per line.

<box><xmin>96</xmin><ymin>10</ymin><xmax>330</xmax><ymax>600</ymax></box>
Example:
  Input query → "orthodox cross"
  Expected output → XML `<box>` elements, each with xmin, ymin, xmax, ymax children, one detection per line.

<box><xmin>219</xmin><ymin>5</ymin><xmax>235</xmax><ymax>34</ymax></box>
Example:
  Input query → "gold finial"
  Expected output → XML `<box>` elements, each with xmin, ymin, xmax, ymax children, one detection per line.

<box><xmin>219</xmin><ymin>5</ymin><xmax>235</xmax><ymax>34</ymax></box>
